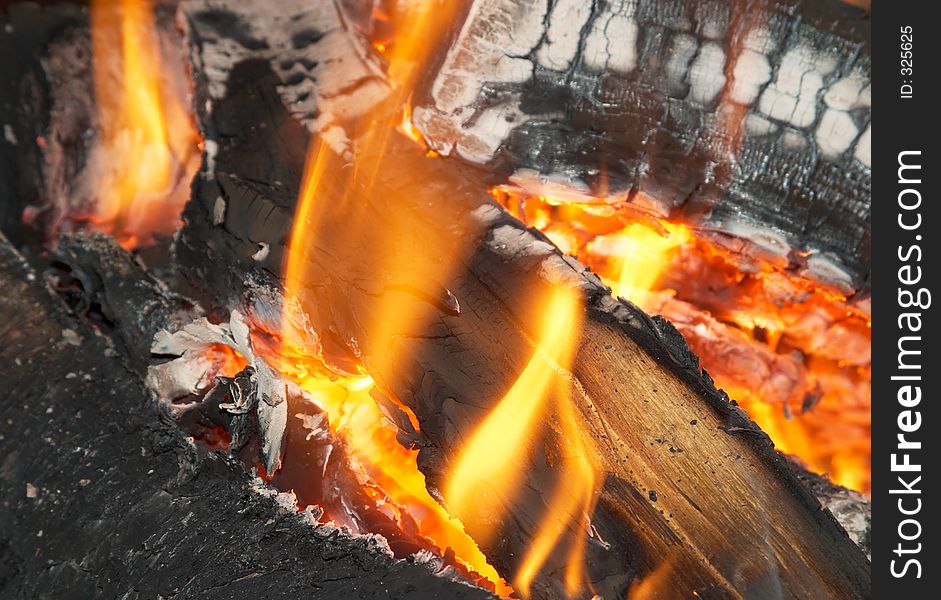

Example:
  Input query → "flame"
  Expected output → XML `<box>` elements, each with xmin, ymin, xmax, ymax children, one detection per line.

<box><xmin>446</xmin><ymin>288</ymin><xmax>600</xmax><ymax>597</ymax></box>
<box><xmin>491</xmin><ymin>190</ymin><xmax>871</xmax><ymax>493</ymax></box>
<box><xmin>279</xmin><ymin>0</ymin><xmax>514</xmax><ymax>593</ymax></box>
<box><xmin>516</xmin><ymin>378</ymin><xmax>600</xmax><ymax>599</ymax></box>
<box><xmin>625</xmin><ymin>554</ymin><xmax>676</xmax><ymax>600</ymax></box>
<box><xmin>606</xmin><ymin>221</ymin><xmax>691</xmax><ymax>305</ymax></box>
<box><xmin>87</xmin><ymin>0</ymin><xmax>199</xmax><ymax>247</ymax></box>
<box><xmin>259</xmin><ymin>340</ymin><xmax>507</xmax><ymax>590</ymax></box>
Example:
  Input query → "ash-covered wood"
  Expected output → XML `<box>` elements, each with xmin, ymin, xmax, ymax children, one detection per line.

<box><xmin>174</xmin><ymin>4</ymin><xmax>870</xmax><ymax>599</ymax></box>
<box><xmin>0</xmin><ymin>231</ymin><xmax>499</xmax><ymax>600</ymax></box>
<box><xmin>412</xmin><ymin>0</ymin><xmax>871</xmax><ymax>293</ymax></box>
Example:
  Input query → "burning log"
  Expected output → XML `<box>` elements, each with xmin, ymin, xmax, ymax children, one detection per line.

<box><xmin>170</xmin><ymin>2</ymin><xmax>870</xmax><ymax>598</ymax></box>
<box><xmin>0</xmin><ymin>232</ymin><xmax>499</xmax><ymax>600</ymax></box>
<box><xmin>0</xmin><ymin>2</ymin><xmax>84</xmax><ymax>243</ymax></box>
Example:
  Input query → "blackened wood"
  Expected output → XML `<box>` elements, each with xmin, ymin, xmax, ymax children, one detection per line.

<box><xmin>48</xmin><ymin>233</ymin><xmax>502</xmax><ymax>589</ymax></box>
<box><xmin>51</xmin><ymin>232</ymin><xmax>202</xmax><ymax>374</ymax></box>
<box><xmin>412</xmin><ymin>0</ymin><xmax>871</xmax><ymax>293</ymax></box>
<box><xmin>0</xmin><ymin>232</ymin><xmax>498</xmax><ymax>600</ymax></box>
<box><xmin>0</xmin><ymin>2</ymin><xmax>84</xmax><ymax>244</ymax></box>
<box><xmin>176</xmin><ymin>8</ymin><xmax>870</xmax><ymax>598</ymax></box>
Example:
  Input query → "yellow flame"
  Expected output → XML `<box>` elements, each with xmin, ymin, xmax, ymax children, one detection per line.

<box><xmin>445</xmin><ymin>288</ymin><xmax>600</xmax><ymax>597</ymax></box>
<box><xmin>490</xmin><ymin>191</ymin><xmax>872</xmax><ymax>493</ymax></box>
<box><xmin>445</xmin><ymin>289</ymin><xmax>581</xmax><ymax>516</ymax></box>
<box><xmin>89</xmin><ymin>0</ymin><xmax>199</xmax><ymax>247</ymax></box>
<box><xmin>280</xmin><ymin>0</ymin><xmax>512</xmax><ymax>593</ymax></box>
<box><xmin>610</xmin><ymin>221</ymin><xmax>691</xmax><ymax>305</ymax></box>
<box><xmin>516</xmin><ymin>386</ymin><xmax>599</xmax><ymax>598</ymax></box>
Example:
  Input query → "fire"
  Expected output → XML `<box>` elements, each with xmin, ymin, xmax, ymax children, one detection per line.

<box><xmin>445</xmin><ymin>288</ymin><xmax>599</xmax><ymax>597</ymax></box>
<box><xmin>492</xmin><ymin>190</ymin><xmax>871</xmax><ymax>493</ymax></box>
<box><xmin>87</xmin><ymin>0</ymin><xmax>200</xmax><ymax>247</ymax></box>
<box><xmin>279</xmin><ymin>0</ymin><xmax>515</xmax><ymax>593</ymax></box>
<box><xmin>257</xmin><ymin>337</ymin><xmax>508</xmax><ymax>590</ymax></box>
<box><xmin>624</xmin><ymin>553</ymin><xmax>676</xmax><ymax>600</ymax></box>
<box><xmin>604</xmin><ymin>221</ymin><xmax>692</xmax><ymax>305</ymax></box>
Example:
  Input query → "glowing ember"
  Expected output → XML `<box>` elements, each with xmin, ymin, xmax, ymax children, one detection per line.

<box><xmin>491</xmin><ymin>190</ymin><xmax>871</xmax><ymax>493</ymax></box>
<box><xmin>445</xmin><ymin>288</ymin><xmax>600</xmax><ymax>597</ymax></box>
<box><xmin>86</xmin><ymin>0</ymin><xmax>200</xmax><ymax>248</ymax></box>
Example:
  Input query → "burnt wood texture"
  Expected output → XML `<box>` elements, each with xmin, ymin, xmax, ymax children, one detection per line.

<box><xmin>412</xmin><ymin>0</ymin><xmax>871</xmax><ymax>293</ymax></box>
<box><xmin>0</xmin><ymin>2</ymin><xmax>84</xmax><ymax>243</ymax></box>
<box><xmin>174</xmin><ymin>2</ymin><xmax>869</xmax><ymax>599</ymax></box>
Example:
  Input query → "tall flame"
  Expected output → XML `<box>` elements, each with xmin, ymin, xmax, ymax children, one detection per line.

<box><xmin>280</xmin><ymin>0</ymin><xmax>514</xmax><ymax>593</ymax></box>
<box><xmin>446</xmin><ymin>288</ymin><xmax>600</xmax><ymax>597</ymax></box>
<box><xmin>88</xmin><ymin>0</ymin><xmax>199</xmax><ymax>247</ymax></box>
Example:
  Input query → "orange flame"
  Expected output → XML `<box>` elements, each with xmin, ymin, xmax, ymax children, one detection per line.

<box><xmin>624</xmin><ymin>553</ymin><xmax>677</xmax><ymax>600</ymax></box>
<box><xmin>446</xmin><ymin>288</ymin><xmax>600</xmax><ymax>597</ymax></box>
<box><xmin>605</xmin><ymin>221</ymin><xmax>692</xmax><ymax>305</ymax></box>
<box><xmin>88</xmin><ymin>0</ymin><xmax>199</xmax><ymax>247</ymax></box>
<box><xmin>261</xmin><ymin>341</ymin><xmax>507</xmax><ymax>588</ymax></box>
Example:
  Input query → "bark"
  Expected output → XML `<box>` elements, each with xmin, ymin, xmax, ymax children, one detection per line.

<box><xmin>0</xmin><ymin>2</ymin><xmax>85</xmax><ymax>244</ymax></box>
<box><xmin>174</xmin><ymin>4</ymin><xmax>870</xmax><ymax>599</ymax></box>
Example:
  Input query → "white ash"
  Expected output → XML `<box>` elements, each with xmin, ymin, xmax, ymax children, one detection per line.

<box><xmin>536</xmin><ymin>0</ymin><xmax>592</xmax><ymax>72</ymax></box>
<box><xmin>730</xmin><ymin>49</ymin><xmax>772</xmax><ymax>105</ymax></box>
<box><xmin>248</xmin><ymin>475</ymin><xmax>397</xmax><ymax>559</ymax></box>
<box><xmin>148</xmin><ymin>310</ymin><xmax>288</xmax><ymax>473</ymax></box>
<box><xmin>803</xmin><ymin>254</ymin><xmax>856</xmax><ymax>294</ymax></box>
<box><xmin>3</xmin><ymin>124</ymin><xmax>16</xmax><ymax>145</ymax></box>
<box><xmin>203</xmin><ymin>139</ymin><xmax>218</xmax><ymax>179</ymax></box>
<box><xmin>212</xmin><ymin>195</ymin><xmax>226</xmax><ymax>225</ymax></box>
<box><xmin>295</xmin><ymin>411</ymin><xmax>331</xmax><ymax>443</ymax></box>
<box><xmin>252</xmin><ymin>242</ymin><xmax>270</xmax><ymax>262</ymax></box>
<box><xmin>854</xmin><ymin>124</ymin><xmax>871</xmax><ymax>168</ymax></box>
<box><xmin>582</xmin><ymin>0</ymin><xmax>639</xmax><ymax>74</ymax></box>
<box><xmin>688</xmin><ymin>42</ymin><xmax>727</xmax><ymax>105</ymax></box>
<box><xmin>180</xmin><ymin>0</ymin><xmax>389</xmax><ymax>156</ymax></box>
<box><xmin>506</xmin><ymin>169</ymin><xmax>600</xmax><ymax>204</ymax></box>
<box><xmin>411</xmin><ymin>0</ymin><xmax>548</xmax><ymax>162</ymax></box>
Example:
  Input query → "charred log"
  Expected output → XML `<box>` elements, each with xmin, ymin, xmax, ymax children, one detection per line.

<box><xmin>411</xmin><ymin>0</ymin><xmax>871</xmax><ymax>294</ymax></box>
<box><xmin>0</xmin><ymin>2</ymin><xmax>84</xmax><ymax>244</ymax></box>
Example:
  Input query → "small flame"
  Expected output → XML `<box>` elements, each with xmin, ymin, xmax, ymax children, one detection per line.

<box><xmin>606</xmin><ymin>221</ymin><xmax>691</xmax><ymax>305</ymax></box>
<box><xmin>446</xmin><ymin>288</ymin><xmax>600</xmax><ymax>597</ymax></box>
<box><xmin>624</xmin><ymin>554</ymin><xmax>677</xmax><ymax>600</ymax></box>
<box><xmin>260</xmin><ymin>339</ymin><xmax>505</xmax><ymax>588</ymax></box>
<box><xmin>87</xmin><ymin>0</ymin><xmax>199</xmax><ymax>247</ymax></box>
